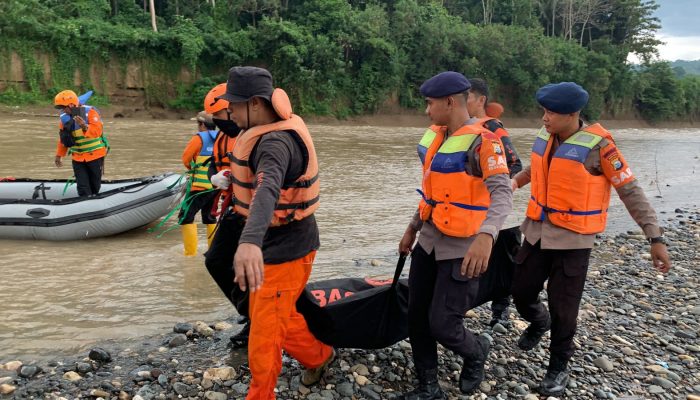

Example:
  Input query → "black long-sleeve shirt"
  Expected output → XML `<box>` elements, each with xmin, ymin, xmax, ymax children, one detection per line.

<box><xmin>238</xmin><ymin>130</ymin><xmax>320</xmax><ymax>264</ymax></box>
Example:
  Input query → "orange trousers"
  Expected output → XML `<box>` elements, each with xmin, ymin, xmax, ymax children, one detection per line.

<box><xmin>246</xmin><ymin>251</ymin><xmax>333</xmax><ymax>400</ymax></box>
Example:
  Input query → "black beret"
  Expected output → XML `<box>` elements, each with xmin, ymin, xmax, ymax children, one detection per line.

<box><xmin>536</xmin><ymin>82</ymin><xmax>589</xmax><ymax>114</ymax></box>
<box><xmin>420</xmin><ymin>71</ymin><xmax>471</xmax><ymax>98</ymax></box>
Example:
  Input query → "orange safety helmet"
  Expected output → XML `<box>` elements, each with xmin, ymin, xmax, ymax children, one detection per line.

<box><xmin>54</xmin><ymin>90</ymin><xmax>79</xmax><ymax>107</ymax></box>
<box><xmin>485</xmin><ymin>102</ymin><xmax>504</xmax><ymax>119</ymax></box>
<box><xmin>204</xmin><ymin>83</ymin><xmax>229</xmax><ymax>114</ymax></box>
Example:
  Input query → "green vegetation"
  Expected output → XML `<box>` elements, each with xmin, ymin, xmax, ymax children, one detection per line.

<box><xmin>671</xmin><ymin>60</ymin><xmax>700</xmax><ymax>77</ymax></box>
<box><xmin>0</xmin><ymin>0</ymin><xmax>698</xmax><ymax>122</ymax></box>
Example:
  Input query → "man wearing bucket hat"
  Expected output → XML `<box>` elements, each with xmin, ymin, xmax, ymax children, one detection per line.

<box><xmin>398</xmin><ymin>71</ymin><xmax>513</xmax><ymax>399</ymax></box>
<box><xmin>217</xmin><ymin>66</ymin><xmax>333</xmax><ymax>399</ymax></box>
<box><xmin>510</xmin><ymin>82</ymin><xmax>671</xmax><ymax>396</ymax></box>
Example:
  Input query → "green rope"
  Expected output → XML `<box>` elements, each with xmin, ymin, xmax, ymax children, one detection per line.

<box><xmin>148</xmin><ymin>167</ymin><xmax>215</xmax><ymax>238</ymax></box>
<box><xmin>62</xmin><ymin>176</ymin><xmax>75</xmax><ymax>196</ymax></box>
<box><xmin>167</xmin><ymin>173</ymin><xmax>186</xmax><ymax>190</ymax></box>
<box><xmin>102</xmin><ymin>132</ymin><xmax>111</xmax><ymax>155</ymax></box>
<box><xmin>148</xmin><ymin>172</ymin><xmax>193</xmax><ymax>237</ymax></box>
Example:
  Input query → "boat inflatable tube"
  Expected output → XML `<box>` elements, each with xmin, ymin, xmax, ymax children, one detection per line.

<box><xmin>0</xmin><ymin>173</ymin><xmax>183</xmax><ymax>240</ymax></box>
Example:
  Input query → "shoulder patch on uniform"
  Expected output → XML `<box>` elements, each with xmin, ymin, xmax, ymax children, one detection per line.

<box><xmin>492</xmin><ymin>141</ymin><xmax>503</xmax><ymax>154</ymax></box>
<box><xmin>604</xmin><ymin>149</ymin><xmax>623</xmax><ymax>170</ymax></box>
<box><xmin>602</xmin><ymin>148</ymin><xmax>616</xmax><ymax>158</ymax></box>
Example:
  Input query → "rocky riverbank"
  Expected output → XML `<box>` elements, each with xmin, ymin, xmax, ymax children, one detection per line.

<box><xmin>1</xmin><ymin>209</ymin><xmax>699</xmax><ymax>400</ymax></box>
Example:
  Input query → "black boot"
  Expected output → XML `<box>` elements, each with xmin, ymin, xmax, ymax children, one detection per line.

<box><xmin>489</xmin><ymin>308</ymin><xmax>511</xmax><ymax>328</ymax></box>
<box><xmin>517</xmin><ymin>317</ymin><xmax>551</xmax><ymax>351</ymax></box>
<box><xmin>459</xmin><ymin>335</ymin><xmax>491</xmax><ymax>394</ymax></box>
<box><xmin>400</xmin><ymin>369</ymin><xmax>446</xmax><ymax>400</ymax></box>
<box><xmin>489</xmin><ymin>297</ymin><xmax>511</xmax><ymax>328</ymax></box>
<box><xmin>539</xmin><ymin>355</ymin><xmax>570</xmax><ymax>396</ymax></box>
<box><xmin>229</xmin><ymin>319</ymin><xmax>250</xmax><ymax>349</ymax></box>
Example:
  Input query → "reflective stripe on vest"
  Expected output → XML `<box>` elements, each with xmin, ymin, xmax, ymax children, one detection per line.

<box><xmin>526</xmin><ymin>124</ymin><xmax>613</xmax><ymax>234</ymax></box>
<box><xmin>417</xmin><ymin>127</ymin><xmax>437</xmax><ymax>165</ymax></box>
<box><xmin>230</xmin><ymin>115</ymin><xmax>319</xmax><ymax>226</ymax></box>
<box><xmin>416</xmin><ymin>124</ymin><xmax>491</xmax><ymax>238</ymax></box>
<box><xmin>191</xmin><ymin>130</ymin><xmax>217</xmax><ymax>190</ymax></box>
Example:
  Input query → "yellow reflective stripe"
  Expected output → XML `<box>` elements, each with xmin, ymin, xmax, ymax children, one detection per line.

<box><xmin>536</xmin><ymin>127</ymin><xmax>550</xmax><ymax>141</ymax></box>
<box><xmin>192</xmin><ymin>155</ymin><xmax>212</xmax><ymax>189</ymax></box>
<box><xmin>71</xmin><ymin>131</ymin><xmax>106</xmax><ymax>153</ymax></box>
<box><xmin>418</xmin><ymin>129</ymin><xmax>437</xmax><ymax>148</ymax></box>
<box><xmin>73</xmin><ymin>143</ymin><xmax>105</xmax><ymax>153</ymax></box>
<box><xmin>567</xmin><ymin>132</ymin><xmax>603</xmax><ymax>149</ymax></box>
<box><xmin>438</xmin><ymin>133</ymin><xmax>478</xmax><ymax>154</ymax></box>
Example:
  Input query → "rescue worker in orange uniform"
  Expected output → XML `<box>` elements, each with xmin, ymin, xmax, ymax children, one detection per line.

<box><xmin>179</xmin><ymin>111</ymin><xmax>219</xmax><ymax>256</ymax></box>
<box><xmin>398</xmin><ymin>72</ymin><xmax>513</xmax><ymax>399</ymax></box>
<box><xmin>200</xmin><ymin>83</ymin><xmax>251</xmax><ymax>348</ymax></box>
<box><xmin>216</xmin><ymin>66</ymin><xmax>334</xmax><ymax>400</ymax></box>
<box><xmin>54</xmin><ymin>90</ymin><xmax>106</xmax><ymax>197</ymax></box>
<box><xmin>510</xmin><ymin>82</ymin><xmax>672</xmax><ymax>396</ymax></box>
<box><xmin>466</xmin><ymin>78</ymin><xmax>523</xmax><ymax>329</ymax></box>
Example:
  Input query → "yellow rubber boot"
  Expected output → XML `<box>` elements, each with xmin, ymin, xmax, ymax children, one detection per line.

<box><xmin>181</xmin><ymin>223</ymin><xmax>198</xmax><ymax>256</ymax></box>
<box><xmin>206</xmin><ymin>224</ymin><xmax>217</xmax><ymax>247</ymax></box>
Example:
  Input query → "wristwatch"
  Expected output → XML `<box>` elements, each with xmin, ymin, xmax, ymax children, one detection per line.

<box><xmin>648</xmin><ymin>236</ymin><xmax>666</xmax><ymax>245</ymax></box>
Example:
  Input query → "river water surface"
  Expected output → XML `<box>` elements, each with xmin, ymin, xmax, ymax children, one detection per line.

<box><xmin>0</xmin><ymin>112</ymin><xmax>698</xmax><ymax>360</ymax></box>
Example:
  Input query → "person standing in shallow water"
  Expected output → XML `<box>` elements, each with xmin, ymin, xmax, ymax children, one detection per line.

<box><xmin>510</xmin><ymin>82</ymin><xmax>672</xmax><ymax>396</ymax></box>
<box><xmin>179</xmin><ymin>111</ymin><xmax>219</xmax><ymax>256</ymax></box>
<box><xmin>465</xmin><ymin>77</ymin><xmax>522</xmax><ymax>328</ymax></box>
<box><xmin>398</xmin><ymin>71</ymin><xmax>513</xmax><ymax>399</ymax></box>
<box><xmin>217</xmin><ymin>66</ymin><xmax>334</xmax><ymax>400</ymax></box>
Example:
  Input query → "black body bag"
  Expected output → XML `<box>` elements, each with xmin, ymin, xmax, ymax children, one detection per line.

<box><xmin>296</xmin><ymin>226</ymin><xmax>522</xmax><ymax>349</ymax></box>
<box><xmin>296</xmin><ymin>256</ymin><xmax>410</xmax><ymax>349</ymax></box>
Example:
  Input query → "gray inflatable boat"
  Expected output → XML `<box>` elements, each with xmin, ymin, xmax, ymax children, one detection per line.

<box><xmin>0</xmin><ymin>173</ymin><xmax>183</xmax><ymax>240</ymax></box>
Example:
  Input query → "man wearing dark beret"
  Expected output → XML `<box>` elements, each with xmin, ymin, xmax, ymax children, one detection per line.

<box><xmin>510</xmin><ymin>82</ymin><xmax>672</xmax><ymax>396</ymax></box>
<box><xmin>398</xmin><ymin>71</ymin><xmax>513</xmax><ymax>399</ymax></box>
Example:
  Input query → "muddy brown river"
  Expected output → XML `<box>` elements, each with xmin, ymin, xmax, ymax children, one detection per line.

<box><xmin>0</xmin><ymin>112</ymin><xmax>698</xmax><ymax>360</ymax></box>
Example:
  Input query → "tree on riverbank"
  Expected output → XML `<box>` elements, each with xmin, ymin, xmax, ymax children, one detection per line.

<box><xmin>0</xmin><ymin>0</ymin><xmax>698</xmax><ymax>122</ymax></box>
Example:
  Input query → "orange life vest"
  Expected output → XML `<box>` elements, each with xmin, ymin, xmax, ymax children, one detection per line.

<box><xmin>230</xmin><ymin>115</ymin><xmax>319</xmax><ymax>226</ymax></box>
<box><xmin>417</xmin><ymin>124</ymin><xmax>492</xmax><ymax>238</ymax></box>
<box><xmin>526</xmin><ymin>123</ymin><xmax>613</xmax><ymax>234</ymax></box>
<box><xmin>212</xmin><ymin>133</ymin><xmax>236</xmax><ymax>173</ymax></box>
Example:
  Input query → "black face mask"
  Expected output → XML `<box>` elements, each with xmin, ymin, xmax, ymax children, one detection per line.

<box><xmin>213</xmin><ymin>118</ymin><xmax>241</xmax><ymax>138</ymax></box>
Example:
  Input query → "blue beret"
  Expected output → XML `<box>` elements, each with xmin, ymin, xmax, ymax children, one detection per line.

<box><xmin>536</xmin><ymin>82</ymin><xmax>589</xmax><ymax>114</ymax></box>
<box><xmin>420</xmin><ymin>71</ymin><xmax>471</xmax><ymax>98</ymax></box>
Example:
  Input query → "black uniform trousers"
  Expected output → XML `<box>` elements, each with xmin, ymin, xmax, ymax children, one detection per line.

<box><xmin>178</xmin><ymin>189</ymin><xmax>218</xmax><ymax>224</ymax></box>
<box><xmin>407</xmin><ymin>244</ymin><xmax>481</xmax><ymax>372</ymax></box>
<box><xmin>511</xmin><ymin>240</ymin><xmax>591</xmax><ymax>361</ymax></box>
<box><xmin>204</xmin><ymin>208</ymin><xmax>249</xmax><ymax>317</ymax></box>
<box><xmin>72</xmin><ymin>157</ymin><xmax>104</xmax><ymax>197</ymax></box>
